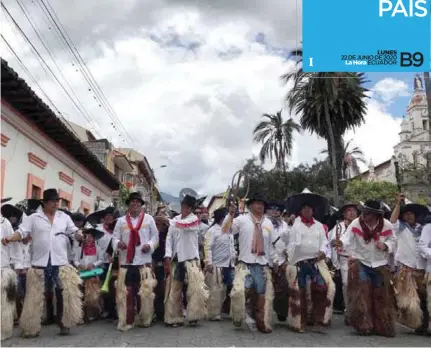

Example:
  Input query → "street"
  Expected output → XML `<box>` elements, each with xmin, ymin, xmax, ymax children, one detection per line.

<box><xmin>3</xmin><ymin>315</ymin><xmax>429</xmax><ymax>347</ymax></box>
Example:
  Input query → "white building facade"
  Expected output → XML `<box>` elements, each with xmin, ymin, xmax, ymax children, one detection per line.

<box><xmin>1</xmin><ymin>59</ymin><xmax>120</xmax><ymax>213</ymax></box>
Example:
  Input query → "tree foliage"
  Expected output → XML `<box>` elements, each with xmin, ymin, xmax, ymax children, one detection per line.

<box><xmin>344</xmin><ymin>180</ymin><xmax>399</xmax><ymax>207</ymax></box>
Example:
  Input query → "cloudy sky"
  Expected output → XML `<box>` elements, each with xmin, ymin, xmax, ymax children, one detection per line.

<box><xmin>1</xmin><ymin>0</ymin><xmax>416</xmax><ymax>197</ymax></box>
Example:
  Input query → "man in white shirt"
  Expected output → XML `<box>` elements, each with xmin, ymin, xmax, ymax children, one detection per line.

<box><xmin>195</xmin><ymin>205</ymin><xmax>209</xmax><ymax>269</ymax></box>
<box><xmin>164</xmin><ymin>194</ymin><xmax>208</xmax><ymax>327</ymax></box>
<box><xmin>265</xmin><ymin>201</ymin><xmax>290</xmax><ymax>323</ymax></box>
<box><xmin>328</xmin><ymin>203</ymin><xmax>358</xmax><ymax>325</ymax></box>
<box><xmin>1</xmin><ymin>198</ymin><xmax>19</xmax><ymax>341</ymax></box>
<box><xmin>1</xmin><ymin>189</ymin><xmax>83</xmax><ymax>338</ymax></box>
<box><xmin>418</xmin><ymin>219</ymin><xmax>431</xmax><ymax>335</ymax></box>
<box><xmin>204</xmin><ymin>207</ymin><xmax>236</xmax><ymax>321</ymax></box>
<box><xmin>112</xmin><ymin>192</ymin><xmax>159</xmax><ymax>332</ymax></box>
<box><xmin>286</xmin><ymin>199</ymin><xmax>335</xmax><ymax>333</ymax></box>
<box><xmin>223</xmin><ymin>194</ymin><xmax>276</xmax><ymax>334</ymax></box>
<box><xmin>336</xmin><ymin>200</ymin><xmax>397</xmax><ymax>337</ymax></box>
<box><xmin>391</xmin><ymin>194</ymin><xmax>429</xmax><ymax>334</ymax></box>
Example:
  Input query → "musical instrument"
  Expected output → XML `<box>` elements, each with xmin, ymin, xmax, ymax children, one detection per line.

<box><xmin>100</xmin><ymin>250</ymin><xmax>119</xmax><ymax>293</ymax></box>
<box><xmin>80</xmin><ymin>267</ymin><xmax>104</xmax><ymax>279</ymax></box>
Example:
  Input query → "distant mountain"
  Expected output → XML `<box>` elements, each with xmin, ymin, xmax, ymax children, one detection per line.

<box><xmin>160</xmin><ymin>192</ymin><xmax>180</xmax><ymax>204</ymax></box>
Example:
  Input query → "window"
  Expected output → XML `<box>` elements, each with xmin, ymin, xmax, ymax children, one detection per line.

<box><xmin>423</xmin><ymin>120</ymin><xmax>428</xmax><ymax>130</ymax></box>
<box><xmin>61</xmin><ymin>199</ymin><xmax>70</xmax><ymax>209</ymax></box>
<box><xmin>31</xmin><ymin>185</ymin><xmax>42</xmax><ymax>199</ymax></box>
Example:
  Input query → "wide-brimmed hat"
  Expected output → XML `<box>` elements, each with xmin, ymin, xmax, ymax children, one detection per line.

<box><xmin>246</xmin><ymin>193</ymin><xmax>266</xmax><ymax>206</ymax></box>
<box><xmin>359</xmin><ymin>200</ymin><xmax>384</xmax><ymax>215</ymax></box>
<box><xmin>42</xmin><ymin>189</ymin><xmax>60</xmax><ymax>202</ymax></box>
<box><xmin>71</xmin><ymin>212</ymin><xmax>86</xmax><ymax>223</ymax></box>
<box><xmin>1</xmin><ymin>204</ymin><xmax>24</xmax><ymax>220</ymax></box>
<box><xmin>125</xmin><ymin>192</ymin><xmax>145</xmax><ymax>205</ymax></box>
<box><xmin>213</xmin><ymin>207</ymin><xmax>228</xmax><ymax>223</ymax></box>
<box><xmin>85</xmin><ymin>206</ymin><xmax>120</xmax><ymax>226</ymax></box>
<box><xmin>286</xmin><ymin>193</ymin><xmax>330</xmax><ymax>222</ymax></box>
<box><xmin>181</xmin><ymin>194</ymin><xmax>197</xmax><ymax>208</ymax></box>
<box><xmin>265</xmin><ymin>200</ymin><xmax>285</xmax><ymax>212</ymax></box>
<box><xmin>1</xmin><ymin>197</ymin><xmax>12</xmax><ymax>204</ymax></box>
<box><xmin>339</xmin><ymin>202</ymin><xmax>359</xmax><ymax>214</ymax></box>
<box><xmin>82</xmin><ymin>222</ymin><xmax>105</xmax><ymax>240</ymax></box>
<box><xmin>15</xmin><ymin>199</ymin><xmax>42</xmax><ymax>216</ymax></box>
<box><xmin>399</xmin><ymin>204</ymin><xmax>429</xmax><ymax>220</ymax></box>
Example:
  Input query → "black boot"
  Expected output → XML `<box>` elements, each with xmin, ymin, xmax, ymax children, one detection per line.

<box><xmin>55</xmin><ymin>289</ymin><xmax>70</xmax><ymax>335</ymax></box>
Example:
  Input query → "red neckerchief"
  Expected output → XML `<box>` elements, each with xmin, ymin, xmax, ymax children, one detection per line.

<box><xmin>301</xmin><ymin>216</ymin><xmax>315</xmax><ymax>225</ymax></box>
<box><xmin>83</xmin><ymin>241</ymin><xmax>96</xmax><ymax>256</ymax></box>
<box><xmin>359</xmin><ymin>215</ymin><xmax>384</xmax><ymax>244</ymax></box>
<box><xmin>104</xmin><ymin>223</ymin><xmax>113</xmax><ymax>234</ymax></box>
<box><xmin>126</xmin><ymin>211</ymin><xmax>145</xmax><ymax>263</ymax></box>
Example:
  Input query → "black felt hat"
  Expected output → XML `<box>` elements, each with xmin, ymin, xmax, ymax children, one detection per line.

<box><xmin>359</xmin><ymin>200</ymin><xmax>384</xmax><ymax>215</ymax></box>
<box><xmin>181</xmin><ymin>194</ymin><xmax>197</xmax><ymax>208</ymax></box>
<box><xmin>1</xmin><ymin>204</ymin><xmax>23</xmax><ymax>220</ymax></box>
<box><xmin>42</xmin><ymin>189</ymin><xmax>60</xmax><ymax>202</ymax></box>
<box><xmin>82</xmin><ymin>222</ymin><xmax>105</xmax><ymax>240</ymax></box>
<box><xmin>246</xmin><ymin>193</ymin><xmax>266</xmax><ymax>206</ymax></box>
<box><xmin>286</xmin><ymin>193</ymin><xmax>330</xmax><ymax>222</ymax></box>
<box><xmin>71</xmin><ymin>212</ymin><xmax>86</xmax><ymax>223</ymax></box>
<box><xmin>125</xmin><ymin>192</ymin><xmax>145</xmax><ymax>205</ymax></box>
<box><xmin>265</xmin><ymin>200</ymin><xmax>285</xmax><ymax>212</ymax></box>
<box><xmin>399</xmin><ymin>204</ymin><xmax>429</xmax><ymax>220</ymax></box>
<box><xmin>1</xmin><ymin>197</ymin><xmax>12</xmax><ymax>204</ymax></box>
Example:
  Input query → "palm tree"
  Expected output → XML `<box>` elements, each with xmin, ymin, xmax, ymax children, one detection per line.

<box><xmin>321</xmin><ymin>139</ymin><xmax>366</xmax><ymax>179</ymax></box>
<box><xmin>253</xmin><ymin>110</ymin><xmax>301</xmax><ymax>174</ymax></box>
<box><xmin>285</xmin><ymin>71</ymin><xmax>369</xmax><ymax>206</ymax></box>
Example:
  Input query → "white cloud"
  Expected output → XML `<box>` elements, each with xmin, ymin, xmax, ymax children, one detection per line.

<box><xmin>372</xmin><ymin>78</ymin><xmax>409</xmax><ymax>105</ymax></box>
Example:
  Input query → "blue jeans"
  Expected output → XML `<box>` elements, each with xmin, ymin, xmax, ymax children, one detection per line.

<box><xmin>17</xmin><ymin>273</ymin><xmax>26</xmax><ymax>297</ymax></box>
<box><xmin>43</xmin><ymin>258</ymin><xmax>62</xmax><ymax>292</ymax></box>
<box><xmin>222</xmin><ymin>267</ymin><xmax>234</xmax><ymax>287</ymax></box>
<box><xmin>244</xmin><ymin>263</ymin><xmax>266</xmax><ymax>294</ymax></box>
<box><xmin>358</xmin><ymin>263</ymin><xmax>383</xmax><ymax>288</ymax></box>
<box><xmin>297</xmin><ymin>260</ymin><xmax>326</xmax><ymax>289</ymax></box>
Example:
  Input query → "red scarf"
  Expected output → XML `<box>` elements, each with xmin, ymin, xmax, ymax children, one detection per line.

<box><xmin>126</xmin><ymin>211</ymin><xmax>145</xmax><ymax>263</ymax></box>
<box><xmin>83</xmin><ymin>241</ymin><xmax>96</xmax><ymax>256</ymax></box>
<box><xmin>301</xmin><ymin>216</ymin><xmax>315</xmax><ymax>225</ymax></box>
<box><xmin>359</xmin><ymin>215</ymin><xmax>384</xmax><ymax>244</ymax></box>
<box><xmin>104</xmin><ymin>223</ymin><xmax>114</xmax><ymax>234</ymax></box>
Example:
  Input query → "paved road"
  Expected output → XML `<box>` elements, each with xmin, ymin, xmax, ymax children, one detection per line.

<box><xmin>3</xmin><ymin>315</ymin><xmax>429</xmax><ymax>347</ymax></box>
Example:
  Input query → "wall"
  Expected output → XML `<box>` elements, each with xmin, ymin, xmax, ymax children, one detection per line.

<box><xmin>1</xmin><ymin>103</ymin><xmax>113</xmax><ymax>212</ymax></box>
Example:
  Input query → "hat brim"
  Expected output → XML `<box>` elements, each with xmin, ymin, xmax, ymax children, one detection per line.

<box><xmin>340</xmin><ymin>203</ymin><xmax>359</xmax><ymax>213</ymax></box>
<box><xmin>265</xmin><ymin>203</ymin><xmax>285</xmax><ymax>212</ymax></box>
<box><xmin>125</xmin><ymin>198</ymin><xmax>145</xmax><ymax>205</ymax></box>
<box><xmin>400</xmin><ymin>204</ymin><xmax>429</xmax><ymax>219</ymax></box>
<box><xmin>247</xmin><ymin>198</ymin><xmax>266</xmax><ymax>206</ymax></box>
<box><xmin>358</xmin><ymin>205</ymin><xmax>384</xmax><ymax>215</ymax></box>
<box><xmin>85</xmin><ymin>210</ymin><xmax>105</xmax><ymax>226</ymax></box>
<box><xmin>83</xmin><ymin>228</ymin><xmax>105</xmax><ymax>240</ymax></box>
<box><xmin>1</xmin><ymin>197</ymin><xmax>12</xmax><ymax>204</ymax></box>
<box><xmin>0</xmin><ymin>204</ymin><xmax>23</xmax><ymax>220</ymax></box>
<box><xmin>286</xmin><ymin>193</ymin><xmax>330</xmax><ymax>222</ymax></box>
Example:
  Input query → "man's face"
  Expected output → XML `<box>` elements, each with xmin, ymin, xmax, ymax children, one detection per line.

<box><xmin>104</xmin><ymin>213</ymin><xmax>114</xmax><ymax>224</ymax></box>
<box><xmin>128</xmin><ymin>199</ymin><xmax>142</xmax><ymax>213</ymax></box>
<box><xmin>10</xmin><ymin>216</ymin><xmax>17</xmax><ymax>225</ymax></box>
<box><xmin>181</xmin><ymin>204</ymin><xmax>192</xmax><ymax>216</ymax></box>
<box><xmin>74</xmin><ymin>220</ymin><xmax>84</xmax><ymax>229</ymax></box>
<box><xmin>45</xmin><ymin>199</ymin><xmax>59</xmax><ymax>212</ymax></box>
<box><xmin>300</xmin><ymin>205</ymin><xmax>313</xmax><ymax>219</ymax></box>
<box><xmin>362</xmin><ymin>211</ymin><xmax>378</xmax><ymax>224</ymax></box>
<box><xmin>343</xmin><ymin>207</ymin><xmax>357</xmax><ymax>222</ymax></box>
<box><xmin>267</xmin><ymin>208</ymin><xmax>281</xmax><ymax>218</ymax></box>
<box><xmin>402</xmin><ymin>211</ymin><xmax>416</xmax><ymax>225</ymax></box>
<box><xmin>250</xmin><ymin>201</ymin><xmax>265</xmax><ymax>215</ymax></box>
<box><xmin>155</xmin><ymin>220</ymin><xmax>168</xmax><ymax>233</ymax></box>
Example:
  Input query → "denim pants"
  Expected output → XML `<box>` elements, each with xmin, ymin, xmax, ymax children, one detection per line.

<box><xmin>43</xmin><ymin>258</ymin><xmax>62</xmax><ymax>292</ymax></box>
<box><xmin>297</xmin><ymin>260</ymin><xmax>326</xmax><ymax>289</ymax></box>
<box><xmin>358</xmin><ymin>263</ymin><xmax>383</xmax><ymax>288</ymax></box>
<box><xmin>244</xmin><ymin>263</ymin><xmax>266</xmax><ymax>294</ymax></box>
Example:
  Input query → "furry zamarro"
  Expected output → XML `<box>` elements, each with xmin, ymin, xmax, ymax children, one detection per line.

<box><xmin>286</xmin><ymin>260</ymin><xmax>335</xmax><ymax>332</ymax></box>
<box><xmin>1</xmin><ymin>268</ymin><xmax>17</xmax><ymax>341</ymax></box>
<box><xmin>19</xmin><ymin>265</ymin><xmax>83</xmax><ymax>338</ymax></box>
<box><xmin>348</xmin><ymin>259</ymin><xmax>396</xmax><ymax>337</ymax></box>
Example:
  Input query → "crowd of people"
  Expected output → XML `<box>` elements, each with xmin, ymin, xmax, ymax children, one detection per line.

<box><xmin>1</xmin><ymin>188</ymin><xmax>430</xmax><ymax>341</ymax></box>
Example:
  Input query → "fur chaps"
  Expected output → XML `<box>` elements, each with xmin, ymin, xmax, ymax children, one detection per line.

<box><xmin>348</xmin><ymin>259</ymin><xmax>396</xmax><ymax>337</ymax></box>
<box><xmin>229</xmin><ymin>263</ymin><xmax>250</xmax><ymax>325</ymax></box>
<box><xmin>205</xmin><ymin>267</ymin><xmax>225</xmax><ymax>320</ymax></box>
<box><xmin>164</xmin><ymin>263</ymin><xmax>184</xmax><ymax>325</ymax></box>
<box><xmin>261</xmin><ymin>267</ymin><xmax>274</xmax><ymax>332</ymax></box>
<box><xmin>59</xmin><ymin>265</ymin><xmax>83</xmax><ymax>328</ymax></box>
<box><xmin>426</xmin><ymin>272</ymin><xmax>431</xmax><ymax>326</ymax></box>
<box><xmin>135</xmin><ymin>266</ymin><xmax>157</xmax><ymax>327</ymax></box>
<box><xmin>185</xmin><ymin>260</ymin><xmax>208</xmax><ymax>322</ymax></box>
<box><xmin>394</xmin><ymin>266</ymin><xmax>423</xmax><ymax>329</ymax></box>
<box><xmin>84</xmin><ymin>277</ymin><xmax>101</xmax><ymax>319</ymax></box>
<box><xmin>315</xmin><ymin>259</ymin><xmax>336</xmax><ymax>325</ymax></box>
<box><xmin>1</xmin><ymin>268</ymin><xmax>17</xmax><ymax>341</ymax></box>
<box><xmin>19</xmin><ymin>268</ymin><xmax>44</xmax><ymax>337</ymax></box>
<box><xmin>286</xmin><ymin>263</ymin><xmax>302</xmax><ymax>331</ymax></box>
<box><xmin>115</xmin><ymin>268</ymin><xmax>130</xmax><ymax>331</ymax></box>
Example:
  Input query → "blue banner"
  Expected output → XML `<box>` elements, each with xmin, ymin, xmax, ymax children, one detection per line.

<box><xmin>302</xmin><ymin>0</ymin><xmax>431</xmax><ymax>72</ymax></box>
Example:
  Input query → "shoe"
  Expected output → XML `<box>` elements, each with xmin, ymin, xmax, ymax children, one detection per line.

<box><xmin>59</xmin><ymin>327</ymin><xmax>70</xmax><ymax>336</ymax></box>
<box><xmin>210</xmin><ymin>315</ymin><xmax>221</xmax><ymax>321</ymax></box>
<box><xmin>245</xmin><ymin>315</ymin><xmax>257</xmax><ymax>332</ymax></box>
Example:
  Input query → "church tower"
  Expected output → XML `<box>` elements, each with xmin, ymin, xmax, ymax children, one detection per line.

<box><xmin>405</xmin><ymin>74</ymin><xmax>428</xmax><ymax>137</ymax></box>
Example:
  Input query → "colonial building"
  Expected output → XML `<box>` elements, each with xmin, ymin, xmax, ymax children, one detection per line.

<box><xmin>1</xmin><ymin>59</ymin><xmax>120</xmax><ymax>213</ymax></box>
<box><xmin>353</xmin><ymin>75</ymin><xmax>430</xmax><ymax>201</ymax></box>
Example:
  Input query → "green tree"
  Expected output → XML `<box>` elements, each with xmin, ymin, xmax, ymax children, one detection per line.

<box><xmin>253</xmin><ymin>110</ymin><xmax>301</xmax><ymax>173</ymax></box>
<box><xmin>117</xmin><ymin>183</ymin><xmax>131</xmax><ymax>212</ymax></box>
<box><xmin>285</xmin><ymin>71</ymin><xmax>369</xmax><ymax>206</ymax></box>
<box><xmin>344</xmin><ymin>180</ymin><xmax>399</xmax><ymax>207</ymax></box>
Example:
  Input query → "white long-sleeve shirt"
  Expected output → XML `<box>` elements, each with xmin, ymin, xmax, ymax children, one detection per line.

<box><xmin>1</xmin><ymin>217</ymin><xmax>19</xmax><ymax>268</ymax></box>
<box><xmin>224</xmin><ymin>213</ymin><xmax>276</xmax><ymax>266</ymax></box>
<box><xmin>97</xmin><ymin>223</ymin><xmax>114</xmax><ymax>264</ymax></box>
<box><xmin>18</xmin><ymin>210</ymin><xmax>78</xmax><ymax>267</ymax></box>
<box><xmin>165</xmin><ymin>214</ymin><xmax>200</xmax><ymax>263</ymax></box>
<box><xmin>418</xmin><ymin>223</ymin><xmax>431</xmax><ymax>272</ymax></box>
<box><xmin>12</xmin><ymin>242</ymin><xmax>31</xmax><ymax>270</ymax></box>
<box><xmin>113</xmin><ymin>212</ymin><xmax>159</xmax><ymax>266</ymax></box>
<box><xmin>270</xmin><ymin>219</ymin><xmax>290</xmax><ymax>266</ymax></box>
<box><xmin>341</xmin><ymin>217</ymin><xmax>396</xmax><ymax>268</ymax></box>
<box><xmin>393</xmin><ymin>220</ymin><xmax>425</xmax><ymax>270</ymax></box>
<box><xmin>287</xmin><ymin>217</ymin><xmax>328</xmax><ymax>265</ymax></box>
<box><xmin>204</xmin><ymin>223</ymin><xmax>236</xmax><ymax>267</ymax></box>
<box><xmin>74</xmin><ymin>242</ymin><xmax>104</xmax><ymax>269</ymax></box>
